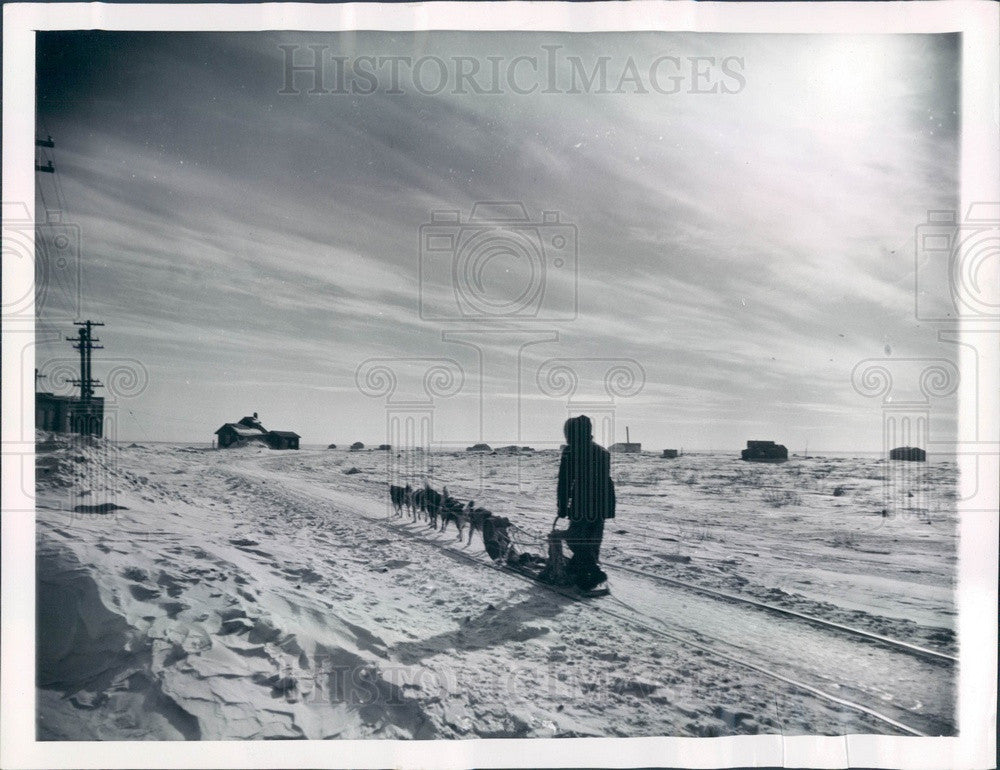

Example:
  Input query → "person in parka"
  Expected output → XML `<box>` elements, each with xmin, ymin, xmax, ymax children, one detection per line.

<box><xmin>556</xmin><ymin>414</ymin><xmax>615</xmax><ymax>591</ymax></box>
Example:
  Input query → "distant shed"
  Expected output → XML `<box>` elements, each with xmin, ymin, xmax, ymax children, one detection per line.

<box><xmin>890</xmin><ymin>446</ymin><xmax>926</xmax><ymax>461</ymax></box>
<box><xmin>740</xmin><ymin>440</ymin><xmax>788</xmax><ymax>462</ymax></box>
<box><xmin>214</xmin><ymin>412</ymin><xmax>299</xmax><ymax>450</ymax></box>
<box><xmin>268</xmin><ymin>431</ymin><xmax>300</xmax><ymax>450</ymax></box>
<box><xmin>611</xmin><ymin>427</ymin><xmax>641</xmax><ymax>453</ymax></box>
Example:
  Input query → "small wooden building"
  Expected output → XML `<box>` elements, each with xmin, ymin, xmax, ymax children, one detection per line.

<box><xmin>611</xmin><ymin>426</ymin><xmax>641</xmax><ymax>453</ymax></box>
<box><xmin>268</xmin><ymin>431</ymin><xmax>301</xmax><ymax>450</ymax></box>
<box><xmin>214</xmin><ymin>413</ymin><xmax>299</xmax><ymax>450</ymax></box>
<box><xmin>889</xmin><ymin>446</ymin><xmax>926</xmax><ymax>461</ymax></box>
<box><xmin>36</xmin><ymin>393</ymin><xmax>105</xmax><ymax>437</ymax></box>
<box><xmin>661</xmin><ymin>449</ymin><xmax>679</xmax><ymax>459</ymax></box>
<box><xmin>741</xmin><ymin>440</ymin><xmax>788</xmax><ymax>462</ymax></box>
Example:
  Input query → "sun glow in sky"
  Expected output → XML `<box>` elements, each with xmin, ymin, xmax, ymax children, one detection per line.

<box><xmin>807</xmin><ymin>36</ymin><xmax>904</xmax><ymax>116</ymax></box>
<box><xmin>35</xmin><ymin>31</ymin><xmax>960</xmax><ymax>449</ymax></box>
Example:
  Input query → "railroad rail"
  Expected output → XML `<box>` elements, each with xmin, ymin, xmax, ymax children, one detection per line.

<box><xmin>223</xmin><ymin>462</ymin><xmax>949</xmax><ymax>738</ymax></box>
<box><xmin>366</xmin><ymin>515</ymin><xmax>937</xmax><ymax>738</ymax></box>
<box><xmin>506</xmin><ymin>520</ymin><xmax>955</xmax><ymax>665</ymax></box>
<box><xmin>602</xmin><ymin>561</ymin><xmax>956</xmax><ymax>664</ymax></box>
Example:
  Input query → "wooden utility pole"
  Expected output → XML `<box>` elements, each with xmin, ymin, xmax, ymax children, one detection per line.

<box><xmin>35</xmin><ymin>135</ymin><xmax>55</xmax><ymax>172</ymax></box>
<box><xmin>67</xmin><ymin>320</ymin><xmax>104</xmax><ymax>401</ymax></box>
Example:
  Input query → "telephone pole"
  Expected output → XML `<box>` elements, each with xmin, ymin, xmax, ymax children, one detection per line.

<box><xmin>67</xmin><ymin>320</ymin><xmax>104</xmax><ymax>401</ymax></box>
<box><xmin>36</xmin><ymin>135</ymin><xmax>55</xmax><ymax>172</ymax></box>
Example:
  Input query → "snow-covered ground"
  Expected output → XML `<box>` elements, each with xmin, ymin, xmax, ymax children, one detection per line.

<box><xmin>35</xmin><ymin>435</ymin><xmax>957</xmax><ymax>740</ymax></box>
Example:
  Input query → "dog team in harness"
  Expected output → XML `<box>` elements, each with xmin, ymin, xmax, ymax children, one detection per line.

<box><xmin>387</xmin><ymin>414</ymin><xmax>615</xmax><ymax>597</ymax></box>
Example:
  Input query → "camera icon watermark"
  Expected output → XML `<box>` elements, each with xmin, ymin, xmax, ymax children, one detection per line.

<box><xmin>914</xmin><ymin>202</ymin><xmax>999</xmax><ymax>321</ymax></box>
<box><xmin>851</xmin><ymin>357</ymin><xmax>959</xmax><ymax>518</ymax></box>
<box><xmin>2</xmin><ymin>201</ymin><xmax>81</xmax><ymax>320</ymax></box>
<box><xmin>535</xmin><ymin>357</ymin><xmax>646</xmax><ymax>449</ymax></box>
<box><xmin>419</xmin><ymin>202</ymin><xmax>578</xmax><ymax>322</ymax></box>
<box><xmin>356</xmin><ymin>357</ymin><xmax>465</xmax><ymax>514</ymax></box>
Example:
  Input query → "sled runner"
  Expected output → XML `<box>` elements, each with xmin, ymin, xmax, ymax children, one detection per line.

<box><xmin>488</xmin><ymin>516</ymin><xmax>610</xmax><ymax>598</ymax></box>
<box><xmin>577</xmin><ymin>582</ymin><xmax>611</xmax><ymax>598</ymax></box>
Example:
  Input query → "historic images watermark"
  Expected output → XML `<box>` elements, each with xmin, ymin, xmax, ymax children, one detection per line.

<box><xmin>257</xmin><ymin>656</ymin><xmax>666</xmax><ymax>711</ymax></box>
<box><xmin>852</xmin><ymin>202</ymin><xmax>999</xmax><ymax>516</ymax></box>
<box><xmin>914</xmin><ymin>202</ymin><xmax>999</xmax><ymax>322</ymax></box>
<box><xmin>4</xmin><ymin>199</ymin><xmax>90</xmax><ymax>516</ymax></box>
<box><xmin>279</xmin><ymin>45</ymin><xmax>746</xmax><ymax>97</ymax></box>
<box><xmin>536</xmin><ymin>357</ymin><xmax>646</xmax><ymax>450</ymax></box>
<box><xmin>419</xmin><ymin>203</ymin><xmax>577</xmax><ymax>322</ymax></box>
<box><xmin>357</xmin><ymin>199</ymin><xmax>646</xmax><ymax>526</ymax></box>
<box><xmin>356</xmin><ymin>356</ymin><xmax>465</xmax><ymax>515</ymax></box>
<box><xmin>2</xmin><ymin>201</ymin><xmax>81</xmax><ymax>321</ymax></box>
<box><xmin>851</xmin><ymin>357</ymin><xmax>960</xmax><ymax>518</ymax></box>
<box><xmin>31</xmin><ymin>352</ymin><xmax>150</xmax><ymax>519</ymax></box>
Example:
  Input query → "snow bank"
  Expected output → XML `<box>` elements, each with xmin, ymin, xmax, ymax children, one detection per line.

<box><xmin>34</xmin><ymin>437</ymin><xmax>958</xmax><ymax>739</ymax></box>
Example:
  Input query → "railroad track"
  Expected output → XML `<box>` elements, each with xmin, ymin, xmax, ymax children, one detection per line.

<box><xmin>601</xmin><ymin>561</ymin><xmax>956</xmax><ymax>665</ymax></box>
<box><xmin>362</xmin><ymin>513</ymin><xmax>940</xmax><ymax>738</ymax></box>
<box><xmin>503</xmin><ymin>520</ymin><xmax>955</xmax><ymax>666</ymax></box>
<box><xmin>223</xmin><ymin>463</ymin><xmax>949</xmax><ymax>738</ymax></box>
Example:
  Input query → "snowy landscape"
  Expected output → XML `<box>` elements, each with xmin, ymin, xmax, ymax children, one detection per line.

<box><xmin>36</xmin><ymin>435</ymin><xmax>958</xmax><ymax>740</ymax></box>
<box><xmin>24</xmin><ymin>26</ymin><xmax>972</xmax><ymax>751</ymax></box>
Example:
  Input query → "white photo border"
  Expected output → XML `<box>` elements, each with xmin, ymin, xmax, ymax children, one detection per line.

<box><xmin>3</xmin><ymin>2</ymin><xmax>997</xmax><ymax>768</ymax></box>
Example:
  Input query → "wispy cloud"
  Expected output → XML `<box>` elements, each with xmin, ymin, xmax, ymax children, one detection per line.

<box><xmin>35</xmin><ymin>31</ymin><xmax>960</xmax><ymax>449</ymax></box>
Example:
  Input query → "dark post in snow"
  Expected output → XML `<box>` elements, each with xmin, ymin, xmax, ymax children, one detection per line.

<box><xmin>66</xmin><ymin>320</ymin><xmax>105</xmax><ymax>436</ymax></box>
<box><xmin>67</xmin><ymin>320</ymin><xmax>104</xmax><ymax>401</ymax></box>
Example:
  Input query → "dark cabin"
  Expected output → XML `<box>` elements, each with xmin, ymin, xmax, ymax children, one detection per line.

<box><xmin>267</xmin><ymin>431</ymin><xmax>301</xmax><ymax>450</ymax></box>
<box><xmin>890</xmin><ymin>446</ymin><xmax>926</xmax><ymax>461</ymax></box>
<box><xmin>214</xmin><ymin>412</ymin><xmax>299</xmax><ymax>449</ymax></box>
<box><xmin>36</xmin><ymin>392</ymin><xmax>105</xmax><ymax>437</ymax></box>
<box><xmin>741</xmin><ymin>440</ymin><xmax>788</xmax><ymax>462</ymax></box>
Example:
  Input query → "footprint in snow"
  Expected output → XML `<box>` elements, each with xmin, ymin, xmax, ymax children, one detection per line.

<box><xmin>128</xmin><ymin>584</ymin><xmax>161</xmax><ymax>601</ymax></box>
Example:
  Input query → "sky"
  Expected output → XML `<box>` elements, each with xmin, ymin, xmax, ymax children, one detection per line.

<box><xmin>34</xmin><ymin>31</ymin><xmax>960</xmax><ymax>450</ymax></box>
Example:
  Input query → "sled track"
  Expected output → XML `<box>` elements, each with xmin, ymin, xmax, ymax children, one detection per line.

<box><xmin>505</xmin><ymin>520</ymin><xmax>954</xmax><ymax>666</ymax></box>
<box><xmin>601</xmin><ymin>561</ymin><xmax>957</xmax><ymax>665</ymax></box>
<box><xmin>370</xmin><ymin>515</ymin><xmax>932</xmax><ymax>738</ymax></box>
<box><xmin>222</xmin><ymin>463</ymin><xmax>942</xmax><ymax>738</ymax></box>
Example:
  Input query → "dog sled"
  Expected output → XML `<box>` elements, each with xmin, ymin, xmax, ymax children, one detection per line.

<box><xmin>484</xmin><ymin>515</ymin><xmax>610</xmax><ymax>598</ymax></box>
<box><xmin>390</xmin><ymin>482</ymin><xmax>609</xmax><ymax>597</ymax></box>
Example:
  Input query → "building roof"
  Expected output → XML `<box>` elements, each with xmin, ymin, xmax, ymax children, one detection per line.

<box><xmin>37</xmin><ymin>392</ymin><xmax>105</xmax><ymax>404</ymax></box>
<box><xmin>215</xmin><ymin>423</ymin><xmax>267</xmax><ymax>437</ymax></box>
<box><xmin>267</xmin><ymin>431</ymin><xmax>301</xmax><ymax>438</ymax></box>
